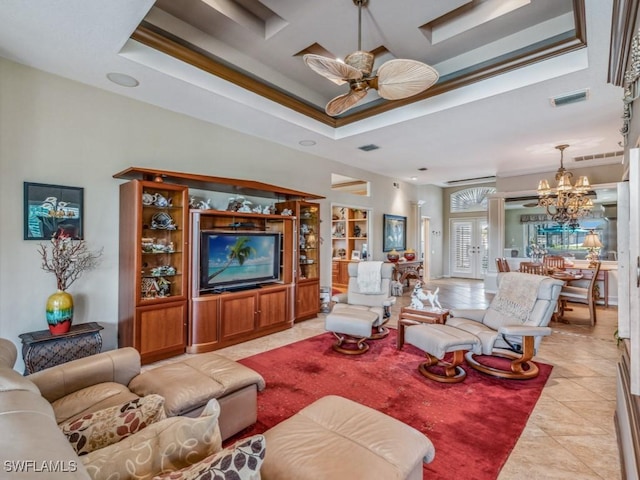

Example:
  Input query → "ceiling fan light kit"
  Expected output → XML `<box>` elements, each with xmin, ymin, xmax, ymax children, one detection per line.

<box><xmin>303</xmin><ymin>0</ymin><xmax>439</xmax><ymax>116</ymax></box>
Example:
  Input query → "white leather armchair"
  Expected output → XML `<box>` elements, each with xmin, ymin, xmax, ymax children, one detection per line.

<box><xmin>447</xmin><ymin>272</ymin><xmax>564</xmax><ymax>379</ymax></box>
<box><xmin>325</xmin><ymin>262</ymin><xmax>396</xmax><ymax>354</ymax></box>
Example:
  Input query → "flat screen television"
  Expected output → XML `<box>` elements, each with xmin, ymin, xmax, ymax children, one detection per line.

<box><xmin>200</xmin><ymin>231</ymin><xmax>282</xmax><ymax>293</ymax></box>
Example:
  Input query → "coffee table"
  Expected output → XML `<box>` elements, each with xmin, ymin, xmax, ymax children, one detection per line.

<box><xmin>397</xmin><ymin>306</ymin><xmax>450</xmax><ymax>348</ymax></box>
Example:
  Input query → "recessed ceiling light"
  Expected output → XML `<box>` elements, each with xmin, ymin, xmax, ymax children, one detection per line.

<box><xmin>299</xmin><ymin>140</ymin><xmax>316</xmax><ymax>146</ymax></box>
<box><xmin>106</xmin><ymin>72</ymin><xmax>139</xmax><ymax>88</ymax></box>
<box><xmin>410</xmin><ymin>176</ymin><xmax>418</xmax><ymax>181</ymax></box>
<box><xmin>418</xmin><ymin>167</ymin><xmax>428</xmax><ymax>171</ymax></box>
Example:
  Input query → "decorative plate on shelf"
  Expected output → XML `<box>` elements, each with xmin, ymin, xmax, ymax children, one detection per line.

<box><xmin>151</xmin><ymin>212</ymin><xmax>177</xmax><ymax>230</ymax></box>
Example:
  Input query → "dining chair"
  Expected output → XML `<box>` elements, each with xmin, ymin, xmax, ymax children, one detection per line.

<box><xmin>495</xmin><ymin>258</ymin><xmax>510</xmax><ymax>272</ymax></box>
<box><xmin>518</xmin><ymin>262</ymin><xmax>545</xmax><ymax>275</ymax></box>
<box><xmin>543</xmin><ymin>255</ymin><xmax>565</xmax><ymax>270</ymax></box>
<box><xmin>558</xmin><ymin>262</ymin><xmax>601</xmax><ymax>325</ymax></box>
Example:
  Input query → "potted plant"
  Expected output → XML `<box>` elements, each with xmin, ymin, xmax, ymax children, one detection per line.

<box><xmin>38</xmin><ymin>237</ymin><xmax>102</xmax><ymax>334</ymax></box>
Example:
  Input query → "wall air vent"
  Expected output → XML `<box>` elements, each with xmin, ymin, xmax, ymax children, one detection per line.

<box><xmin>445</xmin><ymin>175</ymin><xmax>496</xmax><ymax>186</ymax></box>
<box><xmin>574</xmin><ymin>150</ymin><xmax>624</xmax><ymax>162</ymax></box>
<box><xmin>550</xmin><ymin>88</ymin><xmax>589</xmax><ymax>107</ymax></box>
<box><xmin>358</xmin><ymin>144</ymin><xmax>379</xmax><ymax>152</ymax></box>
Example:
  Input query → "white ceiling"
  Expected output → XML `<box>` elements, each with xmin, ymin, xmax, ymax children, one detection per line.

<box><xmin>0</xmin><ymin>0</ymin><xmax>625</xmax><ymax>186</ymax></box>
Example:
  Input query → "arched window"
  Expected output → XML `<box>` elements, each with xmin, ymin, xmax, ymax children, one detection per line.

<box><xmin>450</xmin><ymin>187</ymin><xmax>496</xmax><ymax>213</ymax></box>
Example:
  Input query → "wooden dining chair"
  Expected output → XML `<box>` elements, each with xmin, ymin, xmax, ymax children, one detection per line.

<box><xmin>558</xmin><ymin>262</ymin><xmax>601</xmax><ymax>325</ymax></box>
<box><xmin>543</xmin><ymin>255</ymin><xmax>565</xmax><ymax>270</ymax></box>
<box><xmin>518</xmin><ymin>262</ymin><xmax>545</xmax><ymax>275</ymax></box>
<box><xmin>495</xmin><ymin>258</ymin><xmax>510</xmax><ymax>272</ymax></box>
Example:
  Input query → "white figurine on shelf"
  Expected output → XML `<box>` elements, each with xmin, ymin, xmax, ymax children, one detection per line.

<box><xmin>198</xmin><ymin>199</ymin><xmax>212</xmax><ymax>210</ymax></box>
<box><xmin>238</xmin><ymin>200</ymin><xmax>253</xmax><ymax>212</ymax></box>
<box><xmin>411</xmin><ymin>282</ymin><xmax>442</xmax><ymax>310</ymax></box>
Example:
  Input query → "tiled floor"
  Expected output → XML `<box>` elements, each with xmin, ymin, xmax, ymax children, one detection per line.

<box><xmin>147</xmin><ymin>277</ymin><xmax>621</xmax><ymax>480</ymax></box>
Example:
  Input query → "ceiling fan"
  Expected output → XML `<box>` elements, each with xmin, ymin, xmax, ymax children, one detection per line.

<box><xmin>303</xmin><ymin>0</ymin><xmax>439</xmax><ymax>117</ymax></box>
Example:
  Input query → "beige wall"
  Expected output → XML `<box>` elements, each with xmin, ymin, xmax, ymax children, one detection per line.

<box><xmin>0</xmin><ymin>58</ymin><xmax>443</xmax><ymax>372</ymax></box>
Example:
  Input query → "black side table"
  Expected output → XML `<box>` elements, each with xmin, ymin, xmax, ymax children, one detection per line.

<box><xmin>19</xmin><ymin>322</ymin><xmax>104</xmax><ymax>375</ymax></box>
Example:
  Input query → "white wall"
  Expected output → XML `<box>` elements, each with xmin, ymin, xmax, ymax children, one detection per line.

<box><xmin>0</xmin><ymin>58</ymin><xmax>443</xmax><ymax>372</ymax></box>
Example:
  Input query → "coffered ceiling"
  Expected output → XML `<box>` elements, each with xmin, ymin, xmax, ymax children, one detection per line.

<box><xmin>0</xmin><ymin>0</ymin><xmax>626</xmax><ymax>186</ymax></box>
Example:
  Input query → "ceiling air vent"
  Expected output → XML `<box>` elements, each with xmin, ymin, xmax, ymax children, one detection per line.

<box><xmin>574</xmin><ymin>150</ymin><xmax>624</xmax><ymax>162</ymax></box>
<box><xmin>550</xmin><ymin>88</ymin><xmax>589</xmax><ymax>107</ymax></box>
<box><xmin>445</xmin><ymin>175</ymin><xmax>496</xmax><ymax>186</ymax></box>
<box><xmin>358</xmin><ymin>144</ymin><xmax>380</xmax><ymax>152</ymax></box>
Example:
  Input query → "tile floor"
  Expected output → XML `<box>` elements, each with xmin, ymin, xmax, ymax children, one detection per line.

<box><xmin>147</xmin><ymin>278</ymin><xmax>622</xmax><ymax>480</ymax></box>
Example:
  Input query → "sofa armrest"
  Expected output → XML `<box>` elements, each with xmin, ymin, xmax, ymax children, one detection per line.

<box><xmin>449</xmin><ymin>309</ymin><xmax>486</xmax><ymax>322</ymax></box>
<box><xmin>383</xmin><ymin>296</ymin><xmax>396</xmax><ymax>307</ymax></box>
<box><xmin>0</xmin><ymin>338</ymin><xmax>18</xmax><ymax>369</ymax></box>
<box><xmin>28</xmin><ymin>347</ymin><xmax>141</xmax><ymax>404</ymax></box>
<box><xmin>499</xmin><ymin>325</ymin><xmax>552</xmax><ymax>337</ymax></box>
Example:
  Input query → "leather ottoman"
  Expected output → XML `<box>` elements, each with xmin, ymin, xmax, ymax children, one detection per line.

<box><xmin>404</xmin><ymin>323</ymin><xmax>480</xmax><ymax>383</ymax></box>
<box><xmin>261</xmin><ymin>395</ymin><xmax>435</xmax><ymax>480</ymax></box>
<box><xmin>129</xmin><ymin>353</ymin><xmax>265</xmax><ymax>440</ymax></box>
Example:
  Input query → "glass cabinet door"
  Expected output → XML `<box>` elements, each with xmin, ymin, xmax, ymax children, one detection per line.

<box><xmin>139</xmin><ymin>186</ymin><xmax>186</xmax><ymax>302</ymax></box>
<box><xmin>299</xmin><ymin>203</ymin><xmax>319</xmax><ymax>280</ymax></box>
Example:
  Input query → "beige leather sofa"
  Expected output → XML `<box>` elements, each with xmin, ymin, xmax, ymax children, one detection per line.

<box><xmin>25</xmin><ymin>342</ymin><xmax>264</xmax><ymax>441</ymax></box>
<box><xmin>0</xmin><ymin>338</ymin><xmax>436</xmax><ymax>479</ymax></box>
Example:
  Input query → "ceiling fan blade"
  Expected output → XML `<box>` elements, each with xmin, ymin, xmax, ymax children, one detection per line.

<box><xmin>375</xmin><ymin>59</ymin><xmax>439</xmax><ymax>100</ymax></box>
<box><xmin>303</xmin><ymin>54</ymin><xmax>363</xmax><ymax>86</ymax></box>
<box><xmin>325</xmin><ymin>89</ymin><xmax>368</xmax><ymax>116</ymax></box>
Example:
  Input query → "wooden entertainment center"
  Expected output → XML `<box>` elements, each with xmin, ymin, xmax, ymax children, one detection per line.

<box><xmin>114</xmin><ymin>167</ymin><xmax>323</xmax><ymax>364</ymax></box>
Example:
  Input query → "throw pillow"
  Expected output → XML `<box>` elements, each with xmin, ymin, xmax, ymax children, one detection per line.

<box><xmin>152</xmin><ymin>434</ymin><xmax>265</xmax><ymax>480</ymax></box>
<box><xmin>82</xmin><ymin>398</ymin><xmax>222</xmax><ymax>480</ymax></box>
<box><xmin>60</xmin><ymin>394</ymin><xmax>166</xmax><ymax>455</ymax></box>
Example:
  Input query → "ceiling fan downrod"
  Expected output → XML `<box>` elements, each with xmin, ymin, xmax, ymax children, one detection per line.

<box><xmin>353</xmin><ymin>0</ymin><xmax>368</xmax><ymax>51</ymax></box>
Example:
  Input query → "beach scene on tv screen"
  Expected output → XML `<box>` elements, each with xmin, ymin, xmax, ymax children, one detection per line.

<box><xmin>206</xmin><ymin>234</ymin><xmax>278</xmax><ymax>284</ymax></box>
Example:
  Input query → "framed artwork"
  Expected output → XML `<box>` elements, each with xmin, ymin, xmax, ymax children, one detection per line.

<box><xmin>383</xmin><ymin>214</ymin><xmax>406</xmax><ymax>252</ymax></box>
<box><xmin>351</xmin><ymin>250</ymin><xmax>361</xmax><ymax>260</ymax></box>
<box><xmin>24</xmin><ymin>182</ymin><xmax>84</xmax><ymax>240</ymax></box>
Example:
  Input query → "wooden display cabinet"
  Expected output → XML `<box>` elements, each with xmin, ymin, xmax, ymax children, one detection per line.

<box><xmin>277</xmin><ymin>201</ymin><xmax>320</xmax><ymax>322</ymax></box>
<box><xmin>118</xmin><ymin>180</ymin><xmax>189</xmax><ymax>364</ymax></box>
<box><xmin>187</xmin><ymin>210</ymin><xmax>295</xmax><ymax>353</ymax></box>
<box><xmin>114</xmin><ymin>167</ymin><xmax>324</xmax><ymax>360</ymax></box>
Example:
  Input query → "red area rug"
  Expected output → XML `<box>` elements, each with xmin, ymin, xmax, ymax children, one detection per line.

<box><xmin>234</xmin><ymin>330</ymin><xmax>552</xmax><ymax>479</ymax></box>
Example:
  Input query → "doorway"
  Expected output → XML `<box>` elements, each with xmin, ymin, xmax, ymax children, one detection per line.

<box><xmin>421</xmin><ymin>216</ymin><xmax>430</xmax><ymax>281</ymax></box>
<box><xmin>450</xmin><ymin>218</ymin><xmax>488</xmax><ymax>279</ymax></box>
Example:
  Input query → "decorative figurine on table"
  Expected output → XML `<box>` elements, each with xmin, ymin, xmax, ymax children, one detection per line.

<box><xmin>410</xmin><ymin>282</ymin><xmax>442</xmax><ymax>310</ymax></box>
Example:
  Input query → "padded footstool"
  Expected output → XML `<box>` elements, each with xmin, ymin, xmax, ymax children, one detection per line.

<box><xmin>129</xmin><ymin>353</ymin><xmax>265</xmax><ymax>440</ymax></box>
<box><xmin>404</xmin><ymin>324</ymin><xmax>480</xmax><ymax>383</ymax></box>
<box><xmin>325</xmin><ymin>305</ymin><xmax>378</xmax><ymax>354</ymax></box>
<box><xmin>261</xmin><ymin>395</ymin><xmax>435</xmax><ymax>480</ymax></box>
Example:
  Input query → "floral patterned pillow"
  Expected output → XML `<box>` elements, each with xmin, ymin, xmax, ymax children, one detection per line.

<box><xmin>60</xmin><ymin>394</ymin><xmax>166</xmax><ymax>455</ymax></box>
<box><xmin>153</xmin><ymin>434</ymin><xmax>265</xmax><ymax>480</ymax></box>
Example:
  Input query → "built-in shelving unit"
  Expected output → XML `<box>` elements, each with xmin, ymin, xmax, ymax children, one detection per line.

<box><xmin>331</xmin><ymin>206</ymin><xmax>369</xmax><ymax>288</ymax></box>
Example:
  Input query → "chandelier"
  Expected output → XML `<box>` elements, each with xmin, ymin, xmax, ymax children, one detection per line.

<box><xmin>537</xmin><ymin>144</ymin><xmax>593</xmax><ymax>226</ymax></box>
